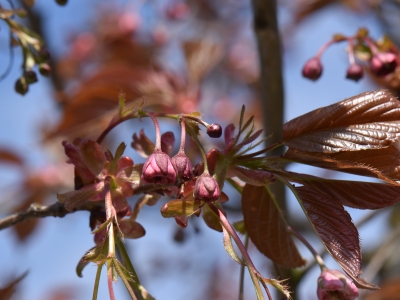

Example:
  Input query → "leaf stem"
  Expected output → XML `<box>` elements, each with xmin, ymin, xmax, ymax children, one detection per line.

<box><xmin>92</xmin><ymin>265</ymin><xmax>103</xmax><ymax>300</ymax></box>
<box><xmin>239</xmin><ymin>234</ymin><xmax>249</xmax><ymax>300</ymax></box>
<box><xmin>116</xmin><ymin>237</ymin><xmax>141</xmax><ymax>284</ymax></box>
<box><xmin>287</xmin><ymin>226</ymin><xmax>326</xmax><ymax>271</ymax></box>
<box><xmin>107</xmin><ymin>261</ymin><xmax>116</xmax><ymax>300</ymax></box>
<box><xmin>207</xmin><ymin>203</ymin><xmax>271</xmax><ymax>300</ymax></box>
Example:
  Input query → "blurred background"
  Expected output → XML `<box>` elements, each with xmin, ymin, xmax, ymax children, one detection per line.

<box><xmin>1</xmin><ymin>0</ymin><xmax>400</xmax><ymax>299</ymax></box>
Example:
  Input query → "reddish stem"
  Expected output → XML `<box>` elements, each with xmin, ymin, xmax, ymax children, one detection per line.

<box><xmin>107</xmin><ymin>264</ymin><xmax>116</xmax><ymax>300</ymax></box>
<box><xmin>179</xmin><ymin>118</ymin><xmax>187</xmax><ymax>153</ymax></box>
<box><xmin>148</xmin><ymin>113</ymin><xmax>162</xmax><ymax>150</ymax></box>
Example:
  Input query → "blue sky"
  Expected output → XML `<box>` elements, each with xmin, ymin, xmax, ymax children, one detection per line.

<box><xmin>0</xmin><ymin>1</ymin><xmax>392</xmax><ymax>299</ymax></box>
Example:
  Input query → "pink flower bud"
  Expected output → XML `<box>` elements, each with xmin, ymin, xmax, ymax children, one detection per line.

<box><xmin>172</xmin><ymin>153</ymin><xmax>193</xmax><ymax>182</ymax></box>
<box><xmin>370</xmin><ymin>52</ymin><xmax>398</xmax><ymax>77</ymax></box>
<box><xmin>302</xmin><ymin>57</ymin><xmax>323</xmax><ymax>81</ymax></box>
<box><xmin>317</xmin><ymin>269</ymin><xmax>359</xmax><ymax>300</ymax></box>
<box><xmin>207</xmin><ymin>124</ymin><xmax>222</xmax><ymax>138</ymax></box>
<box><xmin>141</xmin><ymin>149</ymin><xmax>177</xmax><ymax>184</ymax></box>
<box><xmin>194</xmin><ymin>173</ymin><xmax>220</xmax><ymax>202</ymax></box>
<box><xmin>346</xmin><ymin>64</ymin><xmax>364</xmax><ymax>81</ymax></box>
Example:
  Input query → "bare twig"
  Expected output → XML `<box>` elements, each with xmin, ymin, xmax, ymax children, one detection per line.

<box><xmin>0</xmin><ymin>202</ymin><xmax>74</xmax><ymax>230</ymax></box>
<box><xmin>0</xmin><ymin>183</ymin><xmax>171</xmax><ymax>231</ymax></box>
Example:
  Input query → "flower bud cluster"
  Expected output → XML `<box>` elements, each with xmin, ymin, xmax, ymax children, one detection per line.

<box><xmin>302</xmin><ymin>29</ymin><xmax>398</xmax><ymax>83</ymax></box>
<box><xmin>140</xmin><ymin>116</ymin><xmax>220</xmax><ymax>203</ymax></box>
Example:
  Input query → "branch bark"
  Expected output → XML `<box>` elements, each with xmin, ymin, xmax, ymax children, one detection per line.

<box><xmin>0</xmin><ymin>202</ymin><xmax>74</xmax><ymax>230</ymax></box>
<box><xmin>0</xmin><ymin>184</ymin><xmax>172</xmax><ymax>231</ymax></box>
<box><xmin>250</xmin><ymin>0</ymin><xmax>288</xmax><ymax>298</ymax></box>
<box><xmin>250</xmin><ymin>0</ymin><xmax>285</xmax><ymax>203</ymax></box>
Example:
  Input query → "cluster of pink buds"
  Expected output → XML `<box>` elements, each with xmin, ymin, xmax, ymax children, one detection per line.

<box><xmin>141</xmin><ymin>114</ymin><xmax>221</xmax><ymax>202</ymax></box>
<box><xmin>302</xmin><ymin>29</ymin><xmax>399</xmax><ymax>82</ymax></box>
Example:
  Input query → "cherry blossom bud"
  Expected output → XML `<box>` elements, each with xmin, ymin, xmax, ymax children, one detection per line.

<box><xmin>346</xmin><ymin>64</ymin><xmax>364</xmax><ymax>81</ymax></box>
<box><xmin>38</xmin><ymin>48</ymin><xmax>51</xmax><ymax>61</ymax></box>
<box><xmin>141</xmin><ymin>149</ymin><xmax>177</xmax><ymax>184</ymax></box>
<box><xmin>15</xmin><ymin>77</ymin><xmax>28</xmax><ymax>95</ymax></box>
<box><xmin>317</xmin><ymin>269</ymin><xmax>359</xmax><ymax>300</ymax></box>
<box><xmin>302</xmin><ymin>57</ymin><xmax>323</xmax><ymax>81</ymax></box>
<box><xmin>172</xmin><ymin>153</ymin><xmax>193</xmax><ymax>182</ymax></box>
<box><xmin>24</xmin><ymin>70</ymin><xmax>38</xmax><ymax>84</ymax></box>
<box><xmin>194</xmin><ymin>173</ymin><xmax>220</xmax><ymax>201</ymax></box>
<box><xmin>207</xmin><ymin>123</ymin><xmax>222</xmax><ymax>138</ymax></box>
<box><xmin>39</xmin><ymin>64</ymin><xmax>51</xmax><ymax>77</ymax></box>
<box><xmin>370</xmin><ymin>52</ymin><xmax>398</xmax><ymax>77</ymax></box>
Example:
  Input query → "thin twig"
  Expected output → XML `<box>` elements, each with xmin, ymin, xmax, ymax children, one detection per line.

<box><xmin>0</xmin><ymin>202</ymin><xmax>75</xmax><ymax>230</ymax></box>
<box><xmin>0</xmin><ymin>183</ymin><xmax>172</xmax><ymax>231</ymax></box>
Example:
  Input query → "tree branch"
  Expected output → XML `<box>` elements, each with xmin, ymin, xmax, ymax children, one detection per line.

<box><xmin>0</xmin><ymin>183</ymin><xmax>173</xmax><ymax>231</ymax></box>
<box><xmin>0</xmin><ymin>202</ymin><xmax>74</xmax><ymax>230</ymax></box>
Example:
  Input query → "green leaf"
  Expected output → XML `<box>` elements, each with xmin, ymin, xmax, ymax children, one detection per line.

<box><xmin>76</xmin><ymin>239</ymin><xmax>108</xmax><ymax>277</ymax></box>
<box><xmin>202</xmin><ymin>202</ymin><xmax>222</xmax><ymax>232</ymax></box>
<box><xmin>222</xmin><ymin>225</ymin><xmax>244</xmax><ymax>265</ymax></box>
<box><xmin>160</xmin><ymin>196</ymin><xmax>203</xmax><ymax>218</ymax></box>
<box><xmin>233</xmin><ymin>220</ymin><xmax>246</xmax><ymax>234</ymax></box>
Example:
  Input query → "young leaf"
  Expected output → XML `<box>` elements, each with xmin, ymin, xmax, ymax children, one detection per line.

<box><xmin>284</xmin><ymin>148</ymin><xmax>400</xmax><ymax>184</ymax></box>
<box><xmin>222</xmin><ymin>226</ymin><xmax>245</xmax><ymax>265</ymax></box>
<box><xmin>293</xmin><ymin>185</ymin><xmax>378</xmax><ymax>290</ymax></box>
<box><xmin>131</xmin><ymin>129</ymin><xmax>155</xmax><ymax>158</ymax></box>
<box><xmin>241</xmin><ymin>184</ymin><xmax>305</xmax><ymax>268</ymax></box>
<box><xmin>202</xmin><ymin>202</ymin><xmax>222</xmax><ymax>232</ymax></box>
<box><xmin>299</xmin><ymin>179</ymin><xmax>400</xmax><ymax>209</ymax></box>
<box><xmin>76</xmin><ymin>239</ymin><xmax>108</xmax><ymax>277</ymax></box>
<box><xmin>283</xmin><ymin>90</ymin><xmax>400</xmax><ymax>153</ymax></box>
<box><xmin>160</xmin><ymin>196</ymin><xmax>203</xmax><ymax>218</ymax></box>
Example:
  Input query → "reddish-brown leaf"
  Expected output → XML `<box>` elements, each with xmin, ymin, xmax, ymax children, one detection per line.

<box><xmin>294</xmin><ymin>185</ymin><xmax>378</xmax><ymax>289</ymax></box>
<box><xmin>0</xmin><ymin>272</ymin><xmax>28</xmax><ymax>300</ymax></box>
<box><xmin>0</xmin><ymin>149</ymin><xmax>24</xmax><ymax>166</ymax></box>
<box><xmin>284</xmin><ymin>147</ymin><xmax>400</xmax><ymax>184</ymax></box>
<box><xmin>283</xmin><ymin>90</ymin><xmax>400</xmax><ymax>153</ymax></box>
<box><xmin>241</xmin><ymin>184</ymin><xmax>305</xmax><ymax>268</ymax></box>
<box><xmin>299</xmin><ymin>177</ymin><xmax>400</xmax><ymax>209</ymax></box>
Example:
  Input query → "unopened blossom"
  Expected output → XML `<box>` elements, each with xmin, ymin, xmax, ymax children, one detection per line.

<box><xmin>317</xmin><ymin>269</ymin><xmax>359</xmax><ymax>300</ymax></box>
<box><xmin>302</xmin><ymin>57</ymin><xmax>323</xmax><ymax>81</ymax></box>
<box><xmin>346</xmin><ymin>64</ymin><xmax>364</xmax><ymax>81</ymax></box>
<box><xmin>141</xmin><ymin>149</ymin><xmax>177</xmax><ymax>184</ymax></box>
<box><xmin>194</xmin><ymin>173</ymin><xmax>220</xmax><ymax>202</ymax></box>
<box><xmin>172</xmin><ymin>153</ymin><xmax>193</xmax><ymax>182</ymax></box>
<box><xmin>57</xmin><ymin>139</ymin><xmax>137</xmax><ymax>212</ymax></box>
<box><xmin>370</xmin><ymin>52</ymin><xmax>398</xmax><ymax>77</ymax></box>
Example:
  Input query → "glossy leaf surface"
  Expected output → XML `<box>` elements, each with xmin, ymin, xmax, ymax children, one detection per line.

<box><xmin>283</xmin><ymin>90</ymin><xmax>400</xmax><ymax>153</ymax></box>
<box><xmin>294</xmin><ymin>185</ymin><xmax>378</xmax><ymax>289</ymax></box>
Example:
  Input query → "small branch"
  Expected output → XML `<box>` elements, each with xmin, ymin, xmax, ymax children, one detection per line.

<box><xmin>0</xmin><ymin>202</ymin><xmax>75</xmax><ymax>230</ymax></box>
<box><xmin>0</xmin><ymin>183</ymin><xmax>172</xmax><ymax>231</ymax></box>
